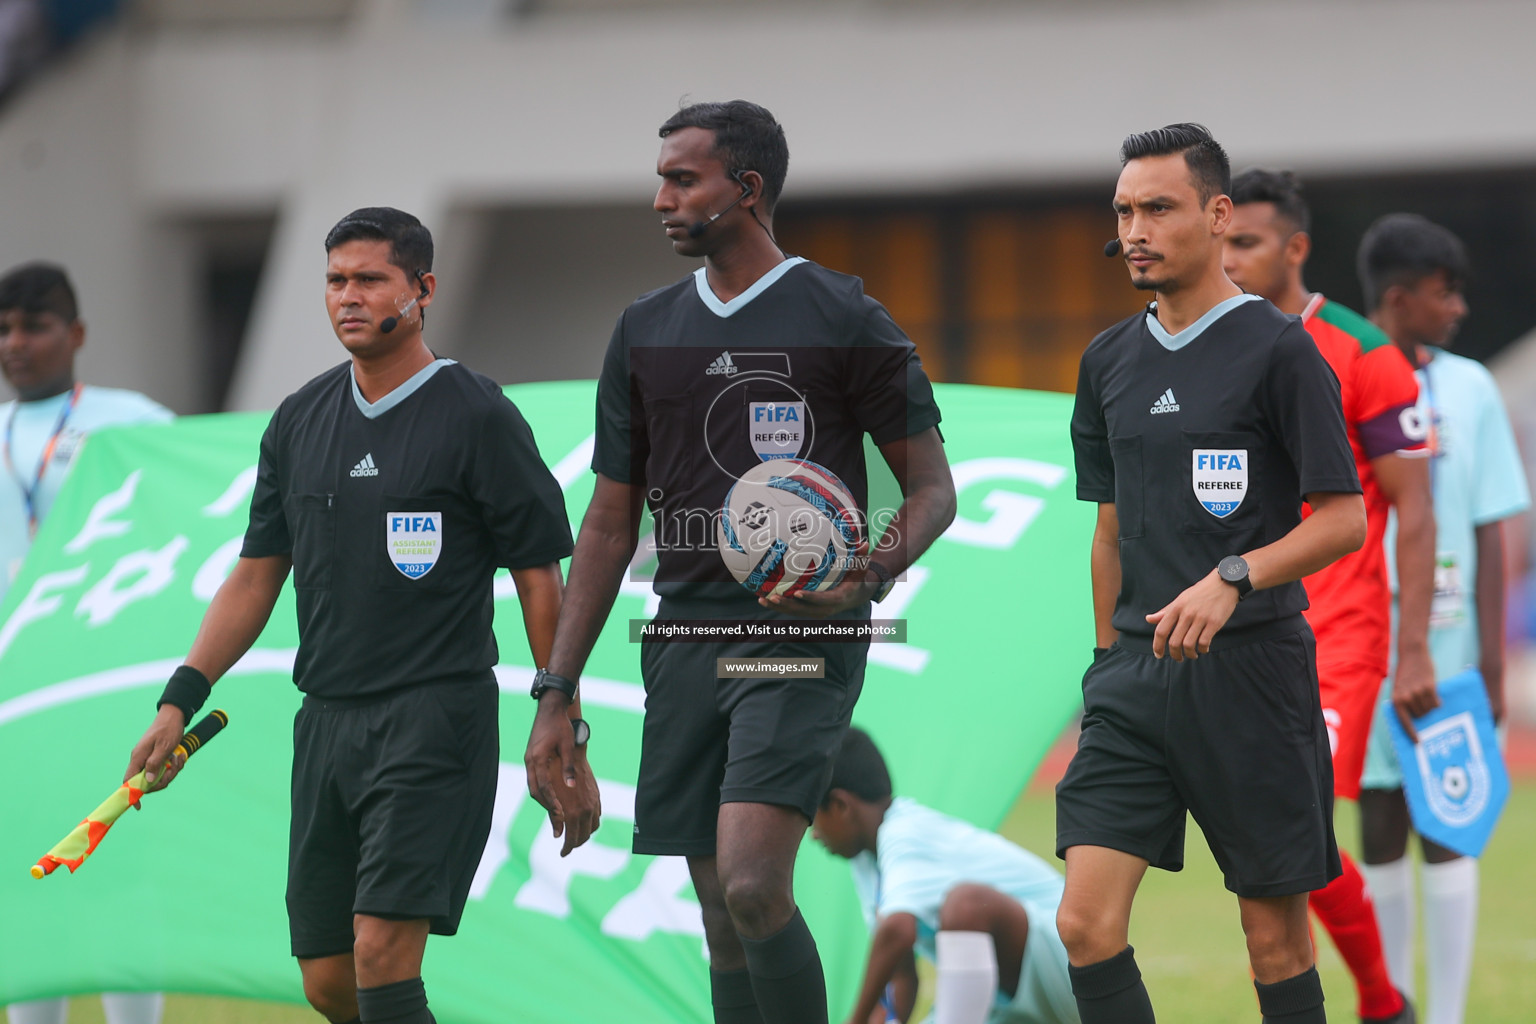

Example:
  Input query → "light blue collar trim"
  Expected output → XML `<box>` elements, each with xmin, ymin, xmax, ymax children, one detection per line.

<box><xmin>1146</xmin><ymin>293</ymin><xmax>1261</xmax><ymax>351</ymax></box>
<box><xmin>693</xmin><ymin>257</ymin><xmax>807</xmax><ymax>318</ymax></box>
<box><xmin>351</xmin><ymin>358</ymin><xmax>455</xmax><ymax>419</ymax></box>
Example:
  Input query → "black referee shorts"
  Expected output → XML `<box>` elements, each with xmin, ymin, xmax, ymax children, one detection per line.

<box><xmin>1055</xmin><ymin>618</ymin><xmax>1341</xmax><ymax>898</ymax></box>
<box><xmin>633</xmin><ymin>632</ymin><xmax>869</xmax><ymax>857</ymax></box>
<box><xmin>286</xmin><ymin>677</ymin><xmax>498</xmax><ymax>959</ymax></box>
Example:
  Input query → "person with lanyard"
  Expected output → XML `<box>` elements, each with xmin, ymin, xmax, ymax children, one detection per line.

<box><xmin>1</xmin><ymin>263</ymin><xmax>171</xmax><ymax>1024</ymax></box>
<box><xmin>1355</xmin><ymin>214</ymin><xmax>1531</xmax><ymax>1024</ymax></box>
<box><xmin>524</xmin><ymin>100</ymin><xmax>956</xmax><ymax>1024</ymax></box>
<box><xmin>1061</xmin><ymin>124</ymin><xmax>1366</xmax><ymax>1024</ymax></box>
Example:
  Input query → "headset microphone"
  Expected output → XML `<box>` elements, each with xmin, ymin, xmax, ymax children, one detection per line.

<box><xmin>1104</xmin><ymin>238</ymin><xmax>1122</xmax><ymax>258</ymax></box>
<box><xmin>687</xmin><ymin>172</ymin><xmax>754</xmax><ymax>239</ymax></box>
<box><xmin>380</xmin><ymin>272</ymin><xmax>430</xmax><ymax>334</ymax></box>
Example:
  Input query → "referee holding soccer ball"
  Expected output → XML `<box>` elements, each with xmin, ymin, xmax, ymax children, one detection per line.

<box><xmin>524</xmin><ymin>101</ymin><xmax>955</xmax><ymax>1024</ymax></box>
<box><xmin>1057</xmin><ymin>125</ymin><xmax>1367</xmax><ymax>1024</ymax></box>
<box><xmin>124</xmin><ymin>207</ymin><xmax>575</xmax><ymax>1024</ymax></box>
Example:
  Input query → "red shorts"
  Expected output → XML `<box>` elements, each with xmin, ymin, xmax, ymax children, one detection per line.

<box><xmin>1316</xmin><ymin>658</ymin><xmax>1384</xmax><ymax>799</ymax></box>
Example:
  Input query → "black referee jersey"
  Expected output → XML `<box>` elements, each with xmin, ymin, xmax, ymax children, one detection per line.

<box><xmin>592</xmin><ymin>258</ymin><xmax>942</xmax><ymax>611</ymax></box>
<box><xmin>242</xmin><ymin>359</ymin><xmax>573</xmax><ymax>697</ymax></box>
<box><xmin>1071</xmin><ymin>295</ymin><xmax>1360</xmax><ymax>639</ymax></box>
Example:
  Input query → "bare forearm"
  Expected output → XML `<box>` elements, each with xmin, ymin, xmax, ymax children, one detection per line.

<box><xmin>1394</xmin><ymin>493</ymin><xmax>1436</xmax><ymax>658</ymax></box>
<box><xmin>185</xmin><ymin>557</ymin><xmax>290</xmax><ymax>682</ymax></box>
<box><xmin>1246</xmin><ymin>493</ymin><xmax>1365</xmax><ymax>591</ymax></box>
<box><xmin>1091</xmin><ymin>528</ymin><xmax>1121</xmax><ymax>649</ymax></box>
<box><xmin>547</xmin><ymin>513</ymin><xmax>637</xmax><ymax>680</ymax></box>
<box><xmin>850</xmin><ymin>915</ymin><xmax>918</xmax><ymax>1024</ymax></box>
<box><xmin>870</xmin><ymin>479</ymin><xmax>957</xmax><ymax>577</ymax></box>
<box><xmin>1475</xmin><ymin>520</ymin><xmax>1506</xmax><ymax>680</ymax></box>
<box><xmin>513</xmin><ymin>563</ymin><xmax>565</xmax><ymax>668</ymax></box>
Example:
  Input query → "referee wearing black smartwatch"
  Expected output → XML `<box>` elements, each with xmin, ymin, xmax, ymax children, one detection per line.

<box><xmin>124</xmin><ymin>208</ymin><xmax>574</xmax><ymax>1024</ymax></box>
<box><xmin>1056</xmin><ymin>126</ymin><xmax>1366</xmax><ymax>1024</ymax></box>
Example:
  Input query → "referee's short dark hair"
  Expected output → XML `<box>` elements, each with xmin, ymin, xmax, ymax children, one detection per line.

<box><xmin>1121</xmin><ymin>123</ymin><xmax>1231</xmax><ymax>208</ymax></box>
<box><xmin>1357</xmin><ymin>213</ymin><xmax>1471</xmax><ymax>312</ymax></box>
<box><xmin>821</xmin><ymin>727</ymin><xmax>892</xmax><ymax>805</ymax></box>
<box><xmin>0</xmin><ymin>262</ymin><xmax>79</xmax><ymax>322</ymax></box>
<box><xmin>660</xmin><ymin>100</ymin><xmax>789</xmax><ymax>211</ymax></box>
<box><xmin>324</xmin><ymin>207</ymin><xmax>434</xmax><ymax>279</ymax></box>
<box><xmin>1231</xmin><ymin>168</ymin><xmax>1311</xmax><ymax>235</ymax></box>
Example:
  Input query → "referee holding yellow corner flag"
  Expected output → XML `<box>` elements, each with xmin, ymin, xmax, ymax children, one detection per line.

<box><xmin>122</xmin><ymin>208</ymin><xmax>576</xmax><ymax>1024</ymax></box>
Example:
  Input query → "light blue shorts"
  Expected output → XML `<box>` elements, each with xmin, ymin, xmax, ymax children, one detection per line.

<box><xmin>990</xmin><ymin>899</ymin><xmax>1080</xmax><ymax>1024</ymax></box>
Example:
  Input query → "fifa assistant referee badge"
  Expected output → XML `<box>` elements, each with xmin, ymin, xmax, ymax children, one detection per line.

<box><xmin>530</xmin><ymin>667</ymin><xmax>578</xmax><ymax>702</ymax></box>
<box><xmin>1218</xmin><ymin>555</ymin><xmax>1254</xmax><ymax>600</ymax></box>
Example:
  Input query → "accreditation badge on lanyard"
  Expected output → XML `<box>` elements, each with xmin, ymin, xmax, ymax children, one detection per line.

<box><xmin>3</xmin><ymin>382</ymin><xmax>85</xmax><ymax>539</ymax></box>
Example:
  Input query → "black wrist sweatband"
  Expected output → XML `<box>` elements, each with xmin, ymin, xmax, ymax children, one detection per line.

<box><xmin>157</xmin><ymin>665</ymin><xmax>211</xmax><ymax>723</ymax></box>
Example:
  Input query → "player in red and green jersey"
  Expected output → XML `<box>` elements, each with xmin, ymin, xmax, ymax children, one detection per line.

<box><xmin>1226</xmin><ymin>170</ymin><xmax>1435</xmax><ymax>1024</ymax></box>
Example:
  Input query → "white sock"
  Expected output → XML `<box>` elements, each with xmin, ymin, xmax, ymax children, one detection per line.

<box><xmin>99</xmin><ymin>994</ymin><xmax>162</xmax><ymax>1024</ymax></box>
<box><xmin>935</xmin><ymin>931</ymin><xmax>998</xmax><ymax>1024</ymax></box>
<box><xmin>1421</xmin><ymin>858</ymin><xmax>1477</xmax><ymax>1024</ymax></box>
<box><xmin>1361</xmin><ymin>857</ymin><xmax>1415</xmax><ymax>998</ymax></box>
<box><xmin>5</xmin><ymin>1000</ymin><xmax>67</xmax><ymax>1024</ymax></box>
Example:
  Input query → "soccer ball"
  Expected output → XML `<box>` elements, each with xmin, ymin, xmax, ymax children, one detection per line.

<box><xmin>718</xmin><ymin>458</ymin><xmax>862</xmax><ymax>596</ymax></box>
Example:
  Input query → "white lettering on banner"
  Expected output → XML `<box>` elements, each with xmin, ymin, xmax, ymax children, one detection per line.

<box><xmin>601</xmin><ymin>858</ymin><xmax>706</xmax><ymax>943</ymax></box>
<box><xmin>193</xmin><ymin>537</ymin><xmax>246</xmax><ymax>602</ymax></box>
<box><xmin>867</xmin><ymin>564</ymin><xmax>931</xmax><ymax>674</ymax></box>
<box><xmin>64</xmin><ymin>471</ymin><xmax>141</xmax><ymax>554</ymax></box>
<box><xmin>469</xmin><ymin>764</ymin><xmax>529</xmax><ymax>900</ymax></box>
<box><xmin>942</xmin><ymin>457</ymin><xmax>1068</xmax><ymax>549</ymax></box>
<box><xmin>0</xmin><ymin>565</ymin><xmax>91</xmax><ymax>662</ymax></box>
<box><xmin>202</xmin><ymin>466</ymin><xmax>259</xmax><ymax>518</ymax></box>
<box><xmin>75</xmin><ymin>536</ymin><xmax>190</xmax><ymax>627</ymax></box>
<box><xmin>511</xmin><ymin>779</ymin><xmax>637</xmax><ymax>916</ymax></box>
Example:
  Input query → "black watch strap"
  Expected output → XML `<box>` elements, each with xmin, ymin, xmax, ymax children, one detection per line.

<box><xmin>866</xmin><ymin>560</ymin><xmax>895</xmax><ymax>604</ymax></box>
<box><xmin>530</xmin><ymin>668</ymin><xmax>578</xmax><ymax>702</ymax></box>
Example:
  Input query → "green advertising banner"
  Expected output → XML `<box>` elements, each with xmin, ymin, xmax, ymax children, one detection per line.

<box><xmin>0</xmin><ymin>380</ymin><xmax>1092</xmax><ymax>1023</ymax></box>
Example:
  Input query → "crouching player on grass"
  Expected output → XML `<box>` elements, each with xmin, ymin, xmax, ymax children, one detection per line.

<box><xmin>813</xmin><ymin>729</ymin><xmax>1079</xmax><ymax>1024</ymax></box>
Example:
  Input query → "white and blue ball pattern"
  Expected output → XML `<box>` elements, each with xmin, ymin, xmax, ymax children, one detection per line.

<box><xmin>718</xmin><ymin>458</ymin><xmax>862</xmax><ymax>597</ymax></box>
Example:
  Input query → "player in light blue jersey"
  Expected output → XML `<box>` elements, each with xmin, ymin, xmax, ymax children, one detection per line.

<box><xmin>1</xmin><ymin>262</ymin><xmax>172</xmax><ymax>1024</ymax></box>
<box><xmin>812</xmin><ymin>729</ymin><xmax>1078</xmax><ymax>1024</ymax></box>
<box><xmin>1354</xmin><ymin>216</ymin><xmax>1531</xmax><ymax>1024</ymax></box>
<box><xmin>0</xmin><ymin>263</ymin><xmax>172</xmax><ymax>603</ymax></box>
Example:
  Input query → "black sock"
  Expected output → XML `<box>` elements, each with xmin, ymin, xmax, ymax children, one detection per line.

<box><xmin>711</xmin><ymin>966</ymin><xmax>766</xmax><ymax>1024</ymax></box>
<box><xmin>333</xmin><ymin>1019</ymin><xmax>361</xmax><ymax>1024</ymax></box>
<box><xmin>1068</xmin><ymin>945</ymin><xmax>1156</xmax><ymax>1024</ymax></box>
<box><xmin>356</xmin><ymin>977</ymin><xmax>436</xmax><ymax>1024</ymax></box>
<box><xmin>739</xmin><ymin>908</ymin><xmax>828</xmax><ymax>1024</ymax></box>
<box><xmin>1255</xmin><ymin>967</ymin><xmax>1327</xmax><ymax>1023</ymax></box>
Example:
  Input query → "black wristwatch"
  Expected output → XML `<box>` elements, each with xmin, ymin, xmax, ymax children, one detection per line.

<box><xmin>570</xmin><ymin>718</ymin><xmax>591</xmax><ymax>746</ymax></box>
<box><xmin>530</xmin><ymin>667</ymin><xmax>578</xmax><ymax>702</ymax></box>
<box><xmin>1217</xmin><ymin>555</ymin><xmax>1253</xmax><ymax>600</ymax></box>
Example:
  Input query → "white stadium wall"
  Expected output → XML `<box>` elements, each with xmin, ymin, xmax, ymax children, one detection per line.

<box><xmin>2</xmin><ymin>0</ymin><xmax>1536</xmax><ymax>410</ymax></box>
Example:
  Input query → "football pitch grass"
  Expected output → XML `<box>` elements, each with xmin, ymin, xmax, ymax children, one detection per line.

<box><xmin>53</xmin><ymin>782</ymin><xmax>1536</xmax><ymax>1024</ymax></box>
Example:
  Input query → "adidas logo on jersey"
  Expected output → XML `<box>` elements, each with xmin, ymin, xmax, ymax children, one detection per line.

<box><xmin>705</xmin><ymin>352</ymin><xmax>739</xmax><ymax>376</ymax></box>
<box><xmin>350</xmin><ymin>453</ymin><xmax>379</xmax><ymax>477</ymax></box>
<box><xmin>1150</xmin><ymin>388</ymin><xmax>1181</xmax><ymax>414</ymax></box>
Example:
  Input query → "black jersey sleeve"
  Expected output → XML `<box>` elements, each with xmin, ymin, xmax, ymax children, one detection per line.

<box><xmin>844</xmin><ymin>291</ymin><xmax>943</xmax><ymax>445</ymax></box>
<box><xmin>1070</xmin><ymin>349</ymin><xmax>1115</xmax><ymax>503</ymax></box>
<box><xmin>240</xmin><ymin>408</ymin><xmax>292</xmax><ymax>558</ymax></box>
<box><xmin>591</xmin><ymin>312</ymin><xmax>645</xmax><ymax>483</ymax></box>
<box><xmin>472</xmin><ymin>395</ymin><xmax>575</xmax><ymax>570</ymax></box>
<box><xmin>1263</xmin><ymin>321</ymin><xmax>1362</xmax><ymax>496</ymax></box>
